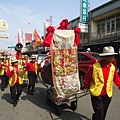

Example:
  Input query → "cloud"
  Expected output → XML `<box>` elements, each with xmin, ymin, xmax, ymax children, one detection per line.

<box><xmin>0</xmin><ymin>2</ymin><xmax>45</xmax><ymax>49</ymax></box>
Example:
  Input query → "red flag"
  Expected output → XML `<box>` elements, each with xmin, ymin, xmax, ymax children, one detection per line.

<box><xmin>33</xmin><ymin>29</ymin><xmax>43</xmax><ymax>48</ymax></box>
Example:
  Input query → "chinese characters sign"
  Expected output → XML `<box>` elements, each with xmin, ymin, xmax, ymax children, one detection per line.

<box><xmin>25</xmin><ymin>33</ymin><xmax>32</xmax><ymax>43</ymax></box>
<box><xmin>80</xmin><ymin>0</ymin><xmax>88</xmax><ymax>23</ymax></box>
<box><xmin>51</xmin><ymin>30</ymin><xmax>80</xmax><ymax>98</ymax></box>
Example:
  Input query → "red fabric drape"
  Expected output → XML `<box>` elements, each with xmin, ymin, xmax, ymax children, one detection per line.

<box><xmin>74</xmin><ymin>27</ymin><xmax>81</xmax><ymax>46</ymax></box>
<box><xmin>43</xmin><ymin>26</ymin><xmax>55</xmax><ymax>47</ymax></box>
<box><xmin>57</xmin><ymin>19</ymin><xmax>68</xmax><ymax>30</ymax></box>
<box><xmin>43</xmin><ymin>19</ymin><xmax>81</xmax><ymax>47</ymax></box>
<box><xmin>16</xmin><ymin>51</ymin><xmax>22</xmax><ymax>60</ymax></box>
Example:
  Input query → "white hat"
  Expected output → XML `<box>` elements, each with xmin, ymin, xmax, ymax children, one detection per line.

<box><xmin>0</xmin><ymin>56</ymin><xmax>4</xmax><ymax>59</ymax></box>
<box><xmin>30</xmin><ymin>55</ymin><xmax>36</xmax><ymax>59</ymax></box>
<box><xmin>11</xmin><ymin>57</ymin><xmax>18</xmax><ymax>63</ymax></box>
<box><xmin>99</xmin><ymin>46</ymin><xmax>118</xmax><ymax>56</ymax></box>
<box><xmin>86</xmin><ymin>48</ymin><xmax>91</xmax><ymax>52</ymax></box>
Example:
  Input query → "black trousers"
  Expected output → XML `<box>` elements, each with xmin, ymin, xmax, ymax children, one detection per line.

<box><xmin>28</xmin><ymin>71</ymin><xmax>37</xmax><ymax>93</ymax></box>
<box><xmin>10</xmin><ymin>83</ymin><xmax>23</xmax><ymax>102</ymax></box>
<box><xmin>91</xmin><ymin>95</ymin><xmax>112</xmax><ymax>120</ymax></box>
<box><xmin>1</xmin><ymin>75</ymin><xmax>9</xmax><ymax>90</ymax></box>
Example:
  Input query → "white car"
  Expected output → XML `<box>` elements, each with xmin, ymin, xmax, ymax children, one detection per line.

<box><xmin>32</xmin><ymin>54</ymin><xmax>47</xmax><ymax>64</ymax></box>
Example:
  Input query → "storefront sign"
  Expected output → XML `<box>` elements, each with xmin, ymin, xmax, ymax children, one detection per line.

<box><xmin>0</xmin><ymin>20</ymin><xmax>8</xmax><ymax>31</ymax></box>
<box><xmin>78</xmin><ymin>23</ymin><xmax>88</xmax><ymax>33</ymax></box>
<box><xmin>80</xmin><ymin>0</ymin><xmax>88</xmax><ymax>23</ymax></box>
<box><xmin>0</xmin><ymin>33</ymin><xmax>9</xmax><ymax>38</ymax></box>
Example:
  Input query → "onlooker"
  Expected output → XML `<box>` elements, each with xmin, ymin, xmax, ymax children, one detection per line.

<box><xmin>86</xmin><ymin>47</ymin><xmax>91</xmax><ymax>52</ymax></box>
<box><xmin>84</xmin><ymin>46</ymin><xmax>120</xmax><ymax>120</ymax></box>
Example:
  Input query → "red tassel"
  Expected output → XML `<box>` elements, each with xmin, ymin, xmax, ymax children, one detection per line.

<box><xmin>16</xmin><ymin>51</ymin><xmax>22</xmax><ymax>60</ymax></box>
<box><xmin>74</xmin><ymin>27</ymin><xmax>81</xmax><ymax>46</ymax></box>
<box><xmin>43</xmin><ymin>26</ymin><xmax>55</xmax><ymax>47</ymax></box>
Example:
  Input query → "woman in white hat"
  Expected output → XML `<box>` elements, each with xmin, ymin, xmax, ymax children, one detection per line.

<box><xmin>6</xmin><ymin>57</ymin><xmax>24</xmax><ymax>107</ymax></box>
<box><xmin>83</xmin><ymin>46</ymin><xmax>120</xmax><ymax>120</ymax></box>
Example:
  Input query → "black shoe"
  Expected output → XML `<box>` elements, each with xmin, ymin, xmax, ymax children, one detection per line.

<box><xmin>1</xmin><ymin>88</ymin><xmax>5</xmax><ymax>91</ymax></box>
<box><xmin>27</xmin><ymin>92</ymin><xmax>31</xmax><ymax>95</ymax></box>
<box><xmin>30</xmin><ymin>92</ymin><xmax>34</xmax><ymax>95</ymax></box>
<box><xmin>17</xmin><ymin>98</ymin><xmax>19</xmax><ymax>102</ymax></box>
<box><xmin>13</xmin><ymin>102</ymin><xmax>17</xmax><ymax>107</ymax></box>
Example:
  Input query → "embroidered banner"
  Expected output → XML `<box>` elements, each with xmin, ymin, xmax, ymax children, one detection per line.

<box><xmin>51</xmin><ymin>30</ymin><xmax>80</xmax><ymax>98</ymax></box>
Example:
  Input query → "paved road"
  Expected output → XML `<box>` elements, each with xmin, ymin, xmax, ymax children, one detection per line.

<box><xmin>0</xmin><ymin>80</ymin><xmax>120</xmax><ymax>120</ymax></box>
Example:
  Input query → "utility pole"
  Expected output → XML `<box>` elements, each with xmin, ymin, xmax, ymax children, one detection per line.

<box><xmin>50</xmin><ymin>16</ymin><xmax>52</xmax><ymax>25</ymax></box>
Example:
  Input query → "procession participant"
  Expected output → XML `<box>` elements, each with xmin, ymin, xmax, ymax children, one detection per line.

<box><xmin>0</xmin><ymin>56</ymin><xmax>5</xmax><ymax>91</ymax></box>
<box><xmin>0</xmin><ymin>56</ymin><xmax>9</xmax><ymax>91</ymax></box>
<box><xmin>4</xmin><ymin>56</ymin><xmax>11</xmax><ymax>66</ymax></box>
<box><xmin>17</xmin><ymin>55</ymin><xmax>23</xmax><ymax>66</ymax></box>
<box><xmin>6</xmin><ymin>57</ymin><xmax>24</xmax><ymax>107</ymax></box>
<box><xmin>84</xmin><ymin>46</ymin><xmax>120</xmax><ymax>120</ymax></box>
<box><xmin>22</xmin><ymin>55</ymin><xmax>30</xmax><ymax>67</ymax></box>
<box><xmin>26</xmin><ymin>55</ymin><xmax>39</xmax><ymax>95</ymax></box>
<box><xmin>3</xmin><ymin>56</ymin><xmax>10</xmax><ymax>88</ymax></box>
<box><xmin>22</xmin><ymin>55</ymin><xmax>30</xmax><ymax>87</ymax></box>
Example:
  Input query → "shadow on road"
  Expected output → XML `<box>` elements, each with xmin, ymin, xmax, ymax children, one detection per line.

<box><xmin>1</xmin><ymin>93</ymin><xmax>13</xmax><ymax>104</ymax></box>
<box><xmin>21</xmin><ymin>86</ymin><xmax>91</xmax><ymax>120</ymax></box>
<box><xmin>21</xmin><ymin>86</ymin><xmax>55</xmax><ymax>113</ymax></box>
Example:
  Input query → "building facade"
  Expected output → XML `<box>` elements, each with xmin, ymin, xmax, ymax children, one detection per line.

<box><xmin>69</xmin><ymin>0</ymin><xmax>120</xmax><ymax>53</ymax></box>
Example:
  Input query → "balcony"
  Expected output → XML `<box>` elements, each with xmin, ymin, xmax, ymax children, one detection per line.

<box><xmin>91</xmin><ymin>26</ymin><xmax>120</xmax><ymax>44</ymax></box>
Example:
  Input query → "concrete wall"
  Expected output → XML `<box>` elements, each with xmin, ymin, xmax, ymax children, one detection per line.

<box><xmin>91</xmin><ymin>0</ymin><xmax>120</xmax><ymax>19</ymax></box>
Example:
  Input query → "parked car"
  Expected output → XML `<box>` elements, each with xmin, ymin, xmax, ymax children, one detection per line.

<box><xmin>78</xmin><ymin>52</ymin><xmax>117</xmax><ymax>89</ymax></box>
<box><xmin>78</xmin><ymin>52</ymin><xmax>102</xmax><ymax>89</ymax></box>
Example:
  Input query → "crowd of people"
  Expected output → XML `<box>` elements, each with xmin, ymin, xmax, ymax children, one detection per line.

<box><xmin>0</xmin><ymin>46</ymin><xmax>120</xmax><ymax>120</ymax></box>
<box><xmin>0</xmin><ymin>54</ymin><xmax>39</xmax><ymax>107</ymax></box>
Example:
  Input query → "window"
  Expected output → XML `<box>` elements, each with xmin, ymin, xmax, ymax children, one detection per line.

<box><xmin>78</xmin><ymin>54</ymin><xmax>90</xmax><ymax>61</ymax></box>
<box><xmin>107</xmin><ymin>21</ymin><xmax>110</xmax><ymax>33</ymax></box>
<box><xmin>111</xmin><ymin>20</ymin><xmax>115</xmax><ymax>32</ymax></box>
<box><xmin>90</xmin><ymin>53</ymin><xmax>102</xmax><ymax>60</ymax></box>
<box><xmin>97</xmin><ymin>20</ymin><xmax>105</xmax><ymax>35</ymax></box>
<box><xmin>97</xmin><ymin>24</ymin><xmax>100</xmax><ymax>35</ymax></box>
<box><xmin>116</xmin><ymin>18</ymin><xmax>120</xmax><ymax>31</ymax></box>
<box><xmin>101</xmin><ymin>22</ymin><xmax>105</xmax><ymax>34</ymax></box>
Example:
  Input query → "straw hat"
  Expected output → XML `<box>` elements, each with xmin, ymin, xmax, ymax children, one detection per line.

<box><xmin>0</xmin><ymin>56</ymin><xmax>4</xmax><ymax>59</ymax></box>
<box><xmin>99</xmin><ymin>46</ymin><xmax>118</xmax><ymax>56</ymax></box>
<box><xmin>11</xmin><ymin>57</ymin><xmax>18</xmax><ymax>63</ymax></box>
<box><xmin>30</xmin><ymin>55</ymin><xmax>36</xmax><ymax>59</ymax></box>
<box><xmin>4</xmin><ymin>56</ymin><xmax>10</xmax><ymax>59</ymax></box>
<box><xmin>22</xmin><ymin>55</ymin><xmax>25</xmax><ymax>59</ymax></box>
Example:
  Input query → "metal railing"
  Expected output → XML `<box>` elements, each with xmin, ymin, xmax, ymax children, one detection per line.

<box><xmin>91</xmin><ymin>27</ymin><xmax>120</xmax><ymax>42</ymax></box>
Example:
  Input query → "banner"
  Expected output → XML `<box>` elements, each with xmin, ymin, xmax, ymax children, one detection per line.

<box><xmin>51</xmin><ymin>30</ymin><xmax>80</xmax><ymax>99</ymax></box>
<box><xmin>25</xmin><ymin>33</ymin><xmax>32</xmax><ymax>43</ymax></box>
<box><xmin>33</xmin><ymin>29</ymin><xmax>43</xmax><ymax>48</ymax></box>
<box><xmin>18</xmin><ymin>30</ymin><xmax>22</xmax><ymax>43</ymax></box>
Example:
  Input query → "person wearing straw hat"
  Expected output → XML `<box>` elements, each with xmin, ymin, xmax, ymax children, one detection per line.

<box><xmin>0</xmin><ymin>55</ymin><xmax>9</xmax><ymax>91</ymax></box>
<box><xmin>26</xmin><ymin>55</ymin><xmax>38</xmax><ymax>95</ymax></box>
<box><xmin>86</xmin><ymin>47</ymin><xmax>91</xmax><ymax>52</ymax></box>
<box><xmin>22</xmin><ymin>55</ymin><xmax>30</xmax><ymax>86</ymax></box>
<box><xmin>6</xmin><ymin>57</ymin><xmax>24</xmax><ymax>107</ymax></box>
<box><xmin>83</xmin><ymin>46</ymin><xmax>120</xmax><ymax>120</ymax></box>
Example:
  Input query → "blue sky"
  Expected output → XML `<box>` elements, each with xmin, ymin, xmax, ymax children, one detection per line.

<box><xmin>0</xmin><ymin>0</ymin><xmax>110</xmax><ymax>49</ymax></box>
